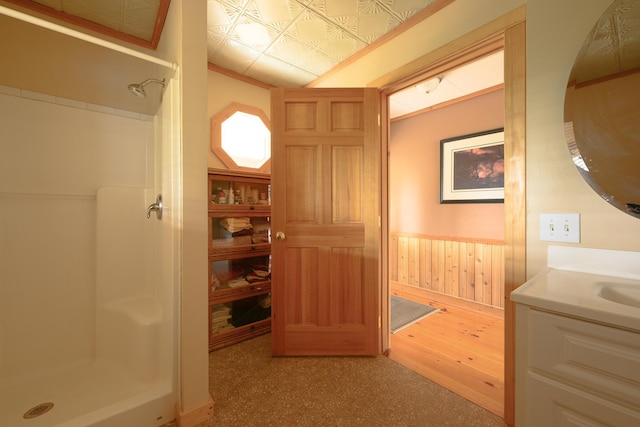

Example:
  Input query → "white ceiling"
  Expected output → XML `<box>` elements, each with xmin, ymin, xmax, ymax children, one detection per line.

<box><xmin>389</xmin><ymin>50</ymin><xmax>504</xmax><ymax>119</ymax></box>
<box><xmin>1</xmin><ymin>0</ymin><xmax>505</xmax><ymax>117</ymax></box>
<box><xmin>206</xmin><ymin>0</ymin><xmax>444</xmax><ymax>87</ymax></box>
<box><xmin>2</xmin><ymin>0</ymin><xmax>163</xmax><ymax>41</ymax></box>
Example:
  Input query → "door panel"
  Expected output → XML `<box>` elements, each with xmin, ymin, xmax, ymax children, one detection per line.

<box><xmin>271</xmin><ymin>88</ymin><xmax>380</xmax><ymax>356</ymax></box>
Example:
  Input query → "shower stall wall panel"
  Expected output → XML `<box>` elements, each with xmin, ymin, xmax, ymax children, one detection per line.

<box><xmin>0</xmin><ymin>88</ymin><xmax>174</xmax><ymax>426</ymax></box>
<box><xmin>0</xmin><ymin>91</ymin><xmax>151</xmax><ymax>371</ymax></box>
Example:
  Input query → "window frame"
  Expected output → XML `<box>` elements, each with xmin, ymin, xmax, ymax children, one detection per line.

<box><xmin>211</xmin><ymin>102</ymin><xmax>271</xmax><ymax>173</ymax></box>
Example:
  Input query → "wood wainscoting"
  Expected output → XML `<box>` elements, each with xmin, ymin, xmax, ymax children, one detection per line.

<box><xmin>390</xmin><ymin>233</ymin><xmax>504</xmax><ymax>309</ymax></box>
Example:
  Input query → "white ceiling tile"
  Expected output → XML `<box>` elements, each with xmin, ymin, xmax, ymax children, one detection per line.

<box><xmin>123</xmin><ymin>7</ymin><xmax>159</xmax><ymax>40</ymax></box>
<box><xmin>207</xmin><ymin>31</ymin><xmax>228</xmax><ymax>50</ymax></box>
<box><xmin>208</xmin><ymin>1</ymin><xmax>234</xmax><ymax>27</ymax></box>
<box><xmin>126</xmin><ymin>0</ymin><xmax>161</xmax><ymax>10</ymax></box>
<box><xmin>217</xmin><ymin>0</ymin><xmax>249</xmax><ymax>9</ymax></box>
<box><xmin>267</xmin><ymin>36</ymin><xmax>312</xmax><ymax>66</ymax></box>
<box><xmin>295</xmin><ymin>18</ymin><xmax>328</xmax><ymax>42</ymax></box>
<box><xmin>326</xmin><ymin>36</ymin><xmax>365</xmax><ymax>60</ymax></box>
<box><xmin>61</xmin><ymin>0</ymin><xmax>123</xmax><ymax>30</ymax></box>
<box><xmin>391</xmin><ymin>0</ymin><xmax>431</xmax><ymax>12</ymax></box>
<box><xmin>214</xmin><ymin>40</ymin><xmax>263</xmax><ymax>73</ymax></box>
<box><xmin>298</xmin><ymin>49</ymin><xmax>339</xmax><ymax>75</ymax></box>
<box><xmin>254</xmin><ymin>0</ymin><xmax>293</xmax><ymax>23</ymax></box>
<box><xmin>234</xmin><ymin>21</ymin><xmax>274</xmax><ymax>47</ymax></box>
<box><xmin>324</xmin><ymin>0</ymin><xmax>358</xmax><ymax>17</ymax></box>
<box><xmin>357</xmin><ymin>13</ymin><xmax>391</xmax><ymax>37</ymax></box>
<box><xmin>246</xmin><ymin>54</ymin><xmax>318</xmax><ymax>86</ymax></box>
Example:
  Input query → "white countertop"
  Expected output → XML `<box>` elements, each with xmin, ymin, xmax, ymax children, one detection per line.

<box><xmin>511</xmin><ymin>246</ymin><xmax>640</xmax><ymax>332</ymax></box>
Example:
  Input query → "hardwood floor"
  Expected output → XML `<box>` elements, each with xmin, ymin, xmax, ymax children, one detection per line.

<box><xmin>387</xmin><ymin>284</ymin><xmax>505</xmax><ymax>418</ymax></box>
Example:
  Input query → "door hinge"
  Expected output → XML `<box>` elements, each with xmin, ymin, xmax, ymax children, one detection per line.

<box><xmin>378</xmin><ymin>114</ymin><xmax>381</xmax><ymax>126</ymax></box>
<box><xmin>378</xmin><ymin>315</ymin><xmax>382</xmax><ymax>328</ymax></box>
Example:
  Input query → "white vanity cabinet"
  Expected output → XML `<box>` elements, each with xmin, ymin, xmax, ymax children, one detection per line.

<box><xmin>515</xmin><ymin>305</ymin><xmax>640</xmax><ymax>426</ymax></box>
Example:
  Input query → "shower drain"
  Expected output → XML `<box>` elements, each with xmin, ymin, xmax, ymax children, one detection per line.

<box><xmin>23</xmin><ymin>402</ymin><xmax>54</xmax><ymax>419</ymax></box>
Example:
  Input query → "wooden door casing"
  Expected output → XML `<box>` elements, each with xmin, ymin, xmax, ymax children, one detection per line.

<box><xmin>270</xmin><ymin>88</ymin><xmax>380</xmax><ymax>356</ymax></box>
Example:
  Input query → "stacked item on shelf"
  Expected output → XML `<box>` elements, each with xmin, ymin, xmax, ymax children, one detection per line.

<box><xmin>245</xmin><ymin>262</ymin><xmax>270</xmax><ymax>283</ymax></box>
<box><xmin>215</xmin><ymin>217</ymin><xmax>253</xmax><ymax>246</ymax></box>
<box><xmin>220</xmin><ymin>217</ymin><xmax>252</xmax><ymax>233</ymax></box>
<box><xmin>211</xmin><ymin>303</ymin><xmax>234</xmax><ymax>334</ymax></box>
<box><xmin>229</xmin><ymin>294</ymin><xmax>272</xmax><ymax>328</ymax></box>
<box><xmin>210</xmin><ymin>262</ymin><xmax>245</xmax><ymax>291</ymax></box>
<box><xmin>211</xmin><ymin>260</ymin><xmax>270</xmax><ymax>291</ymax></box>
<box><xmin>251</xmin><ymin>217</ymin><xmax>270</xmax><ymax>244</ymax></box>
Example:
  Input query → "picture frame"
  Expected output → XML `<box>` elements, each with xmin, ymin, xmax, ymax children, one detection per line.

<box><xmin>440</xmin><ymin>128</ymin><xmax>504</xmax><ymax>203</ymax></box>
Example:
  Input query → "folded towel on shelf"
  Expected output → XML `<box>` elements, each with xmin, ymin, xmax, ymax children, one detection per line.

<box><xmin>227</xmin><ymin>277</ymin><xmax>250</xmax><ymax>288</ymax></box>
<box><xmin>220</xmin><ymin>217</ymin><xmax>253</xmax><ymax>233</ymax></box>
<box><xmin>211</xmin><ymin>263</ymin><xmax>246</xmax><ymax>282</ymax></box>
<box><xmin>211</xmin><ymin>310</ymin><xmax>231</xmax><ymax>321</ymax></box>
<box><xmin>211</xmin><ymin>304</ymin><xmax>233</xmax><ymax>333</ymax></box>
<box><xmin>211</xmin><ymin>304</ymin><xmax>231</xmax><ymax>316</ymax></box>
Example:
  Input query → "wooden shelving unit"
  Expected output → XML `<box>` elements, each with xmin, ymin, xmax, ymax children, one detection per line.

<box><xmin>208</xmin><ymin>168</ymin><xmax>271</xmax><ymax>351</ymax></box>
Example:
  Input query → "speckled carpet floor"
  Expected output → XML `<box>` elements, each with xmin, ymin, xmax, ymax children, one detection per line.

<box><xmin>165</xmin><ymin>333</ymin><xmax>506</xmax><ymax>427</ymax></box>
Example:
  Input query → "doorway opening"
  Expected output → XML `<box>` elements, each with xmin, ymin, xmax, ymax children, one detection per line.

<box><xmin>384</xmin><ymin>48</ymin><xmax>505</xmax><ymax>416</ymax></box>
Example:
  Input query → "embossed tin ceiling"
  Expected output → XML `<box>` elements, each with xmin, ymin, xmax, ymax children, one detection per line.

<box><xmin>6</xmin><ymin>0</ymin><xmax>443</xmax><ymax>87</ymax></box>
<box><xmin>2</xmin><ymin>0</ymin><xmax>507</xmax><ymax>117</ymax></box>
<box><xmin>6</xmin><ymin>0</ymin><xmax>163</xmax><ymax>42</ymax></box>
<box><xmin>206</xmin><ymin>0</ymin><xmax>442</xmax><ymax>87</ymax></box>
<box><xmin>6</xmin><ymin>1</ymin><xmax>635</xmax><ymax>89</ymax></box>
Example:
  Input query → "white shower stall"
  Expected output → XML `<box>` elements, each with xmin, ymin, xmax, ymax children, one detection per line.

<box><xmin>0</xmin><ymin>8</ymin><xmax>180</xmax><ymax>427</ymax></box>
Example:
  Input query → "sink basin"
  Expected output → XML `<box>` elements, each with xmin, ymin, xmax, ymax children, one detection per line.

<box><xmin>597</xmin><ymin>283</ymin><xmax>640</xmax><ymax>309</ymax></box>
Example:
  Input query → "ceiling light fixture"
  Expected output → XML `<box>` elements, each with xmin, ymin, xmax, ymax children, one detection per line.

<box><xmin>415</xmin><ymin>76</ymin><xmax>443</xmax><ymax>94</ymax></box>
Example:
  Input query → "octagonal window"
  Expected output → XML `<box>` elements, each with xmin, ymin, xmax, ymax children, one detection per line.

<box><xmin>221</xmin><ymin>111</ymin><xmax>270</xmax><ymax>168</ymax></box>
<box><xmin>211</xmin><ymin>103</ymin><xmax>271</xmax><ymax>173</ymax></box>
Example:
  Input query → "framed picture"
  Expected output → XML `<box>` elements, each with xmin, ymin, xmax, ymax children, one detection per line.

<box><xmin>440</xmin><ymin>128</ymin><xmax>504</xmax><ymax>203</ymax></box>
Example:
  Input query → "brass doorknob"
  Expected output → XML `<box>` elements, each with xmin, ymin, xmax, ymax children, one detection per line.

<box><xmin>275</xmin><ymin>231</ymin><xmax>285</xmax><ymax>240</ymax></box>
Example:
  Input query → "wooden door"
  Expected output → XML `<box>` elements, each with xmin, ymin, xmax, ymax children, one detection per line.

<box><xmin>270</xmin><ymin>88</ymin><xmax>380</xmax><ymax>356</ymax></box>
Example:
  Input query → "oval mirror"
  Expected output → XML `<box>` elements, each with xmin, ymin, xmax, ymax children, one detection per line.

<box><xmin>564</xmin><ymin>0</ymin><xmax>640</xmax><ymax>218</ymax></box>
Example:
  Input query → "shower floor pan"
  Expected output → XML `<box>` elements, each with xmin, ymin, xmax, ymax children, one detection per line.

<box><xmin>0</xmin><ymin>358</ymin><xmax>172</xmax><ymax>427</ymax></box>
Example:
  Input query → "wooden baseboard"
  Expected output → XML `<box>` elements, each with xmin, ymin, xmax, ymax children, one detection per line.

<box><xmin>391</xmin><ymin>281</ymin><xmax>504</xmax><ymax>319</ymax></box>
<box><xmin>175</xmin><ymin>397</ymin><xmax>214</xmax><ymax>427</ymax></box>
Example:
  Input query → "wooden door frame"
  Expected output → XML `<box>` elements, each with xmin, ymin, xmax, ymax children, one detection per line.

<box><xmin>370</xmin><ymin>6</ymin><xmax>525</xmax><ymax>426</ymax></box>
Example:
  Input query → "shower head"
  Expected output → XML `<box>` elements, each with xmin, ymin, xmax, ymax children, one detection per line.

<box><xmin>127</xmin><ymin>78</ymin><xmax>165</xmax><ymax>98</ymax></box>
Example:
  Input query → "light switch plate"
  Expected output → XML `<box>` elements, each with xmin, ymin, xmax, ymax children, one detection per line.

<box><xmin>540</xmin><ymin>213</ymin><xmax>580</xmax><ymax>243</ymax></box>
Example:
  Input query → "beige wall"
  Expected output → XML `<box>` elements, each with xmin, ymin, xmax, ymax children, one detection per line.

<box><xmin>526</xmin><ymin>0</ymin><xmax>640</xmax><ymax>275</ymax></box>
<box><xmin>207</xmin><ymin>70</ymin><xmax>271</xmax><ymax>169</ymax></box>
<box><xmin>390</xmin><ymin>90</ymin><xmax>504</xmax><ymax>240</ymax></box>
<box><xmin>158</xmin><ymin>0</ymin><xmax>211</xmax><ymax>416</ymax></box>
